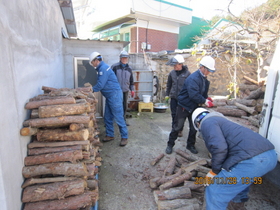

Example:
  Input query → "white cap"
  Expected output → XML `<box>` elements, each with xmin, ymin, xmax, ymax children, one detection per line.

<box><xmin>192</xmin><ymin>108</ymin><xmax>209</xmax><ymax>130</ymax></box>
<box><xmin>89</xmin><ymin>52</ymin><xmax>101</xmax><ymax>66</ymax></box>
<box><xmin>200</xmin><ymin>56</ymin><xmax>216</xmax><ymax>72</ymax></box>
<box><xmin>166</xmin><ymin>55</ymin><xmax>184</xmax><ymax>66</ymax></box>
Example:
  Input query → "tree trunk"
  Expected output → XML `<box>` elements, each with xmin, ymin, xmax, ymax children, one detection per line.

<box><xmin>41</xmin><ymin>86</ymin><xmax>57</xmax><ymax>93</ymax></box>
<box><xmin>27</xmin><ymin>140</ymin><xmax>90</xmax><ymax>149</ymax></box>
<box><xmin>243</xmin><ymin>75</ymin><xmax>259</xmax><ymax>85</ymax></box>
<box><xmin>24</xmin><ymin>150</ymin><xmax>83</xmax><ymax>166</ymax></box>
<box><xmin>36</xmin><ymin>128</ymin><xmax>89</xmax><ymax>141</ymax></box>
<box><xmin>22</xmin><ymin>162</ymin><xmax>89</xmax><ymax>178</ymax></box>
<box><xmin>234</xmin><ymin>102</ymin><xmax>257</xmax><ymax>115</ymax></box>
<box><xmin>159</xmin><ymin>173</ymin><xmax>192</xmax><ymax>191</ymax></box>
<box><xmin>28</xmin><ymin>145</ymin><xmax>83</xmax><ymax>156</ymax></box>
<box><xmin>38</xmin><ymin>103</ymin><xmax>91</xmax><ymax>118</ymax></box>
<box><xmin>181</xmin><ymin>159</ymin><xmax>208</xmax><ymax>174</ymax></box>
<box><xmin>22</xmin><ymin>179</ymin><xmax>86</xmax><ymax>203</ymax></box>
<box><xmin>164</xmin><ymin>156</ymin><xmax>176</xmax><ymax>176</ymax></box>
<box><xmin>86</xmin><ymin>180</ymin><xmax>98</xmax><ymax>190</ymax></box>
<box><xmin>227</xmin><ymin>99</ymin><xmax>257</xmax><ymax>106</ymax></box>
<box><xmin>30</xmin><ymin>109</ymin><xmax>39</xmax><ymax>118</ymax></box>
<box><xmin>150</xmin><ymin>169</ymin><xmax>182</xmax><ymax>189</ymax></box>
<box><xmin>216</xmin><ymin>106</ymin><xmax>247</xmax><ymax>117</ymax></box>
<box><xmin>20</xmin><ymin>127</ymin><xmax>38</xmax><ymax>136</ymax></box>
<box><xmin>196</xmin><ymin>165</ymin><xmax>211</xmax><ymax>174</ymax></box>
<box><xmin>150</xmin><ymin>153</ymin><xmax>165</xmax><ymax>166</ymax></box>
<box><xmin>154</xmin><ymin>186</ymin><xmax>192</xmax><ymax>202</ymax></box>
<box><xmin>175</xmin><ymin>149</ymin><xmax>200</xmax><ymax>162</ymax></box>
<box><xmin>69</xmin><ymin>123</ymin><xmax>85</xmax><ymax>131</ymax></box>
<box><xmin>157</xmin><ymin>198</ymin><xmax>199</xmax><ymax>210</ymax></box>
<box><xmin>239</xmin><ymin>84</ymin><xmax>259</xmax><ymax>91</ymax></box>
<box><xmin>22</xmin><ymin>177</ymin><xmax>78</xmax><ymax>188</ymax></box>
<box><xmin>244</xmin><ymin>87</ymin><xmax>264</xmax><ymax>100</ymax></box>
<box><xmin>23</xmin><ymin>191</ymin><xmax>94</xmax><ymax>210</ymax></box>
<box><xmin>184</xmin><ymin>181</ymin><xmax>204</xmax><ymax>192</ymax></box>
<box><xmin>23</xmin><ymin>115</ymin><xmax>90</xmax><ymax>128</ymax></box>
<box><xmin>25</xmin><ymin>97</ymin><xmax>75</xmax><ymax>109</ymax></box>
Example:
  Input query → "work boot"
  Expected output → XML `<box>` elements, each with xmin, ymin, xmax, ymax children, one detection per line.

<box><xmin>102</xmin><ymin>136</ymin><xmax>114</xmax><ymax>142</ymax></box>
<box><xmin>178</xmin><ymin>131</ymin><xmax>183</xmax><ymax>137</ymax></box>
<box><xmin>227</xmin><ymin>201</ymin><xmax>247</xmax><ymax>210</ymax></box>
<box><xmin>187</xmin><ymin>145</ymin><xmax>198</xmax><ymax>154</ymax></box>
<box><xmin>120</xmin><ymin>138</ymin><xmax>128</xmax><ymax>146</ymax></box>
<box><xmin>165</xmin><ymin>145</ymin><xmax>173</xmax><ymax>154</ymax></box>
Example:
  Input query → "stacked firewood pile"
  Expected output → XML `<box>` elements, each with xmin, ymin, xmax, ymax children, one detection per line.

<box><xmin>149</xmin><ymin>149</ymin><xmax>212</xmax><ymax>210</ymax></box>
<box><xmin>213</xmin><ymin>76</ymin><xmax>265</xmax><ymax>129</ymax></box>
<box><xmin>20</xmin><ymin>84</ymin><xmax>101</xmax><ymax>210</ymax></box>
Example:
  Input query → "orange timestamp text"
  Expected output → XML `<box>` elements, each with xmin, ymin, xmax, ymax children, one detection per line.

<box><xmin>194</xmin><ymin>177</ymin><xmax>263</xmax><ymax>185</ymax></box>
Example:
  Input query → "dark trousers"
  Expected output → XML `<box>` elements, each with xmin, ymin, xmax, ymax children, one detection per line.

<box><xmin>123</xmin><ymin>92</ymin><xmax>129</xmax><ymax>119</ymax></box>
<box><xmin>167</xmin><ymin>105</ymin><xmax>197</xmax><ymax>148</ymax></box>
<box><xmin>170</xmin><ymin>98</ymin><xmax>184</xmax><ymax>131</ymax></box>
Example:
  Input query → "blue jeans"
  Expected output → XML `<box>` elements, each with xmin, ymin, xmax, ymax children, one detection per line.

<box><xmin>205</xmin><ymin>149</ymin><xmax>277</xmax><ymax>210</ymax></box>
<box><xmin>104</xmin><ymin>89</ymin><xmax>128</xmax><ymax>138</ymax></box>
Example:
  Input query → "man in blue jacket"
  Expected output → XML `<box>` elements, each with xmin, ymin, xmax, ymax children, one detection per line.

<box><xmin>165</xmin><ymin>56</ymin><xmax>215</xmax><ymax>154</ymax></box>
<box><xmin>165</xmin><ymin>54</ymin><xmax>191</xmax><ymax>137</ymax></box>
<box><xmin>192</xmin><ymin>108</ymin><xmax>277</xmax><ymax>210</ymax></box>
<box><xmin>111</xmin><ymin>51</ymin><xmax>135</xmax><ymax>126</ymax></box>
<box><xmin>89</xmin><ymin>52</ymin><xmax>128</xmax><ymax>146</ymax></box>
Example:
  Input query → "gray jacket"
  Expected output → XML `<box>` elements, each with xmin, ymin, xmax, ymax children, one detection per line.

<box><xmin>165</xmin><ymin>65</ymin><xmax>190</xmax><ymax>99</ymax></box>
<box><xmin>111</xmin><ymin>62</ymin><xmax>134</xmax><ymax>92</ymax></box>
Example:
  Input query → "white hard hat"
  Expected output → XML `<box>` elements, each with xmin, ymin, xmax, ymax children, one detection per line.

<box><xmin>192</xmin><ymin>108</ymin><xmax>209</xmax><ymax>130</ymax></box>
<box><xmin>120</xmin><ymin>51</ymin><xmax>129</xmax><ymax>58</ymax></box>
<box><xmin>200</xmin><ymin>56</ymin><xmax>216</xmax><ymax>72</ymax></box>
<box><xmin>89</xmin><ymin>52</ymin><xmax>101</xmax><ymax>66</ymax></box>
<box><xmin>166</xmin><ymin>54</ymin><xmax>184</xmax><ymax>66</ymax></box>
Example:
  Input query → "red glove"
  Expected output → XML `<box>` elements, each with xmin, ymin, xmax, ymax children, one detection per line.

<box><xmin>205</xmin><ymin>99</ymin><xmax>214</xmax><ymax>108</ymax></box>
<box><xmin>207</xmin><ymin>97</ymin><xmax>213</xmax><ymax>102</ymax></box>
<box><xmin>131</xmin><ymin>91</ymin><xmax>135</xmax><ymax>97</ymax></box>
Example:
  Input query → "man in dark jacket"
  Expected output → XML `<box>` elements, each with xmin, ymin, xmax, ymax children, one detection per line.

<box><xmin>111</xmin><ymin>51</ymin><xmax>134</xmax><ymax>126</ymax></box>
<box><xmin>165</xmin><ymin>55</ymin><xmax>191</xmax><ymax>137</ymax></box>
<box><xmin>89</xmin><ymin>52</ymin><xmax>128</xmax><ymax>146</ymax></box>
<box><xmin>165</xmin><ymin>56</ymin><xmax>215</xmax><ymax>154</ymax></box>
<box><xmin>192</xmin><ymin>108</ymin><xmax>277</xmax><ymax>210</ymax></box>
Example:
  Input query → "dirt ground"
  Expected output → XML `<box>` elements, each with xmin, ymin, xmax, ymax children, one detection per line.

<box><xmin>96</xmin><ymin>109</ymin><xmax>280</xmax><ymax>210</ymax></box>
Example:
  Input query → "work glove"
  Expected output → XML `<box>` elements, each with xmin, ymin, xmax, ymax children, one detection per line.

<box><xmin>207</xmin><ymin>97</ymin><xmax>213</xmax><ymax>102</ymax></box>
<box><xmin>165</xmin><ymin>96</ymin><xmax>169</xmax><ymax>103</ymax></box>
<box><xmin>205</xmin><ymin>99</ymin><xmax>214</xmax><ymax>108</ymax></box>
<box><xmin>131</xmin><ymin>91</ymin><xmax>135</xmax><ymax>98</ymax></box>
<box><xmin>205</xmin><ymin>170</ymin><xmax>217</xmax><ymax>186</ymax></box>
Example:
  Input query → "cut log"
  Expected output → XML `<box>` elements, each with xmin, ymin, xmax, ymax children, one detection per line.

<box><xmin>69</xmin><ymin>123</ymin><xmax>85</xmax><ymax>131</ymax></box>
<box><xmin>244</xmin><ymin>87</ymin><xmax>264</xmax><ymax>100</ymax></box>
<box><xmin>22</xmin><ymin>177</ymin><xmax>78</xmax><ymax>188</ymax></box>
<box><xmin>28</xmin><ymin>145</ymin><xmax>83</xmax><ymax>156</ymax></box>
<box><xmin>42</xmin><ymin>86</ymin><xmax>57</xmax><ymax>93</ymax></box>
<box><xmin>157</xmin><ymin>198</ymin><xmax>199</xmax><ymax>210</ymax></box>
<box><xmin>27</xmin><ymin>140</ymin><xmax>90</xmax><ymax>149</ymax></box>
<box><xmin>150</xmin><ymin>169</ymin><xmax>182</xmax><ymax>189</ymax></box>
<box><xmin>23</xmin><ymin>191</ymin><xmax>93</xmax><ymax>210</ymax></box>
<box><xmin>86</xmin><ymin>180</ymin><xmax>98</xmax><ymax>190</ymax></box>
<box><xmin>24</xmin><ymin>150</ymin><xmax>83</xmax><ymax>166</ymax></box>
<box><xmin>159</xmin><ymin>173</ymin><xmax>192</xmax><ymax>191</ymax></box>
<box><xmin>234</xmin><ymin>102</ymin><xmax>257</xmax><ymax>115</ymax></box>
<box><xmin>20</xmin><ymin>127</ymin><xmax>38</xmax><ymax>136</ymax></box>
<box><xmin>25</xmin><ymin>96</ymin><xmax>76</xmax><ymax>109</ymax></box>
<box><xmin>36</xmin><ymin>128</ymin><xmax>89</xmax><ymax>141</ymax></box>
<box><xmin>164</xmin><ymin>156</ymin><xmax>176</xmax><ymax>176</ymax></box>
<box><xmin>30</xmin><ymin>109</ymin><xmax>39</xmax><ymax>118</ymax></box>
<box><xmin>150</xmin><ymin>153</ymin><xmax>165</xmax><ymax>166</ymax></box>
<box><xmin>216</xmin><ymin>106</ymin><xmax>247</xmax><ymax>117</ymax></box>
<box><xmin>49</xmin><ymin>89</ymin><xmax>87</xmax><ymax>99</ymax></box>
<box><xmin>256</xmin><ymin>99</ymin><xmax>264</xmax><ymax>112</ymax></box>
<box><xmin>153</xmin><ymin>186</ymin><xmax>192</xmax><ymax>202</ymax></box>
<box><xmin>239</xmin><ymin>84</ymin><xmax>259</xmax><ymax>91</ymax></box>
<box><xmin>196</xmin><ymin>165</ymin><xmax>211</xmax><ymax>174</ymax></box>
<box><xmin>22</xmin><ymin>162</ymin><xmax>89</xmax><ymax>178</ymax></box>
<box><xmin>227</xmin><ymin>99</ymin><xmax>257</xmax><ymax>106</ymax></box>
<box><xmin>23</xmin><ymin>115</ymin><xmax>90</xmax><ymax>128</ymax></box>
<box><xmin>38</xmin><ymin>103</ymin><xmax>91</xmax><ymax>118</ymax></box>
<box><xmin>86</xmin><ymin>163</ymin><xmax>96</xmax><ymax>176</ymax></box>
<box><xmin>175</xmin><ymin>149</ymin><xmax>200</xmax><ymax>162</ymax></box>
<box><xmin>243</xmin><ymin>75</ymin><xmax>259</xmax><ymax>85</ymax></box>
<box><xmin>22</xmin><ymin>179</ymin><xmax>86</xmax><ymax>203</ymax></box>
<box><xmin>181</xmin><ymin>159</ymin><xmax>208</xmax><ymax>174</ymax></box>
<box><xmin>241</xmin><ymin>116</ymin><xmax>260</xmax><ymax>127</ymax></box>
<box><xmin>184</xmin><ymin>181</ymin><xmax>204</xmax><ymax>192</ymax></box>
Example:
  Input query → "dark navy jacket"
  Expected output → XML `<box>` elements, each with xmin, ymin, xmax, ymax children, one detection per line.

<box><xmin>165</xmin><ymin>65</ymin><xmax>191</xmax><ymax>99</ymax></box>
<box><xmin>200</xmin><ymin>113</ymin><xmax>275</xmax><ymax>174</ymax></box>
<box><xmin>177</xmin><ymin>69</ymin><xmax>209</xmax><ymax>112</ymax></box>
<box><xmin>111</xmin><ymin>62</ymin><xmax>134</xmax><ymax>93</ymax></box>
<box><xmin>93</xmin><ymin>61</ymin><xmax>121</xmax><ymax>97</ymax></box>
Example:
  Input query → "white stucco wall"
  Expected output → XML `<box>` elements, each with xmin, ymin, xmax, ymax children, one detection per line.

<box><xmin>0</xmin><ymin>1</ymin><xmax>66</xmax><ymax>209</ymax></box>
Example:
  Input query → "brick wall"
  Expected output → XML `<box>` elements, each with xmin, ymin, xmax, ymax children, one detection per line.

<box><xmin>130</xmin><ymin>27</ymin><xmax>178</xmax><ymax>53</ymax></box>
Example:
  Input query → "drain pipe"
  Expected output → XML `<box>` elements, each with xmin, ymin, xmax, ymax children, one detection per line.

<box><xmin>91</xmin><ymin>172</ymin><xmax>99</xmax><ymax>210</ymax></box>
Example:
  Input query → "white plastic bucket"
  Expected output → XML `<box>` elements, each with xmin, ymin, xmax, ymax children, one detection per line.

<box><xmin>142</xmin><ymin>95</ymin><xmax>151</xmax><ymax>103</ymax></box>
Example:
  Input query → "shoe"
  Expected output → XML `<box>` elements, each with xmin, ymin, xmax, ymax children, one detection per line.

<box><xmin>187</xmin><ymin>145</ymin><xmax>198</xmax><ymax>154</ymax></box>
<box><xmin>126</xmin><ymin>122</ymin><xmax>130</xmax><ymax>126</ymax></box>
<box><xmin>102</xmin><ymin>136</ymin><xmax>114</xmax><ymax>142</ymax></box>
<box><xmin>165</xmin><ymin>145</ymin><xmax>173</xmax><ymax>154</ymax></box>
<box><xmin>120</xmin><ymin>138</ymin><xmax>128</xmax><ymax>146</ymax></box>
<box><xmin>178</xmin><ymin>131</ymin><xmax>183</xmax><ymax>137</ymax></box>
<box><xmin>227</xmin><ymin>201</ymin><xmax>247</xmax><ymax>210</ymax></box>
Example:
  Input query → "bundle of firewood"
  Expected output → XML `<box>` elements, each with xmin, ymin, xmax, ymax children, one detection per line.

<box><xmin>20</xmin><ymin>84</ymin><xmax>101</xmax><ymax>210</ymax></box>
<box><xmin>149</xmin><ymin>149</ymin><xmax>212</xmax><ymax>210</ymax></box>
<box><xmin>212</xmin><ymin>76</ymin><xmax>265</xmax><ymax>128</ymax></box>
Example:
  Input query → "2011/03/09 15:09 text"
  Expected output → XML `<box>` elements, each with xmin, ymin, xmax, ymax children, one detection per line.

<box><xmin>194</xmin><ymin>177</ymin><xmax>263</xmax><ymax>185</ymax></box>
